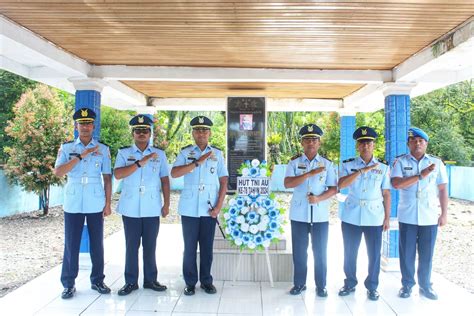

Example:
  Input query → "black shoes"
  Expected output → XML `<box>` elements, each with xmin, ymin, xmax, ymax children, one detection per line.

<box><xmin>367</xmin><ymin>289</ymin><xmax>380</xmax><ymax>301</ymax></box>
<box><xmin>91</xmin><ymin>282</ymin><xmax>111</xmax><ymax>294</ymax></box>
<box><xmin>61</xmin><ymin>287</ymin><xmax>76</xmax><ymax>299</ymax></box>
<box><xmin>143</xmin><ymin>281</ymin><xmax>167</xmax><ymax>292</ymax></box>
<box><xmin>184</xmin><ymin>285</ymin><xmax>196</xmax><ymax>296</ymax></box>
<box><xmin>289</xmin><ymin>285</ymin><xmax>307</xmax><ymax>295</ymax></box>
<box><xmin>399</xmin><ymin>286</ymin><xmax>412</xmax><ymax>298</ymax></box>
<box><xmin>200</xmin><ymin>283</ymin><xmax>217</xmax><ymax>294</ymax></box>
<box><xmin>419</xmin><ymin>287</ymin><xmax>438</xmax><ymax>300</ymax></box>
<box><xmin>118</xmin><ymin>283</ymin><xmax>139</xmax><ymax>296</ymax></box>
<box><xmin>316</xmin><ymin>287</ymin><xmax>328</xmax><ymax>297</ymax></box>
<box><xmin>338</xmin><ymin>285</ymin><xmax>356</xmax><ymax>296</ymax></box>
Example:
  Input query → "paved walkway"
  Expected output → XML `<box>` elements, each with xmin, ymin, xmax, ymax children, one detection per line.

<box><xmin>1</xmin><ymin>224</ymin><xmax>472</xmax><ymax>315</ymax></box>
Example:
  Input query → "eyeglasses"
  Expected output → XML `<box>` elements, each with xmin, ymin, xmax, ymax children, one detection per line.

<box><xmin>133</xmin><ymin>129</ymin><xmax>150</xmax><ymax>135</ymax></box>
<box><xmin>193</xmin><ymin>128</ymin><xmax>210</xmax><ymax>133</ymax></box>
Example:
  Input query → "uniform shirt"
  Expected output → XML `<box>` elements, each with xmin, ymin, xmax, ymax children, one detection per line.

<box><xmin>173</xmin><ymin>144</ymin><xmax>228</xmax><ymax>217</ymax></box>
<box><xmin>391</xmin><ymin>153</ymin><xmax>448</xmax><ymax>226</ymax></box>
<box><xmin>285</xmin><ymin>153</ymin><xmax>337</xmax><ymax>223</ymax></box>
<box><xmin>339</xmin><ymin>156</ymin><xmax>390</xmax><ymax>226</ymax></box>
<box><xmin>114</xmin><ymin>145</ymin><xmax>169</xmax><ymax>218</ymax></box>
<box><xmin>55</xmin><ymin>138</ymin><xmax>111</xmax><ymax>214</ymax></box>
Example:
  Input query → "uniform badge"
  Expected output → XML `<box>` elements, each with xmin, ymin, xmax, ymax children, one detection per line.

<box><xmin>404</xmin><ymin>167</ymin><xmax>413</xmax><ymax>170</ymax></box>
<box><xmin>210</xmin><ymin>167</ymin><xmax>215</xmax><ymax>174</ymax></box>
<box><xmin>127</xmin><ymin>156</ymin><xmax>136</xmax><ymax>162</ymax></box>
<box><xmin>308</xmin><ymin>125</ymin><xmax>313</xmax><ymax>132</ymax></box>
<box><xmin>199</xmin><ymin>117</ymin><xmax>204</xmax><ymax>123</ymax></box>
<box><xmin>95</xmin><ymin>161</ymin><xmax>100</xmax><ymax>168</ymax></box>
<box><xmin>138</xmin><ymin>116</ymin><xmax>144</xmax><ymax>123</ymax></box>
<box><xmin>210</xmin><ymin>150</ymin><xmax>217</xmax><ymax>161</ymax></box>
<box><xmin>362</xmin><ymin>128</ymin><xmax>367</xmax><ymax>135</ymax></box>
<box><xmin>81</xmin><ymin>108</ymin><xmax>88</xmax><ymax>117</ymax></box>
<box><xmin>297</xmin><ymin>163</ymin><xmax>306</xmax><ymax>170</ymax></box>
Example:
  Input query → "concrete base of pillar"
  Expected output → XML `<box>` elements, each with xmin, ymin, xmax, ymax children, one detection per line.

<box><xmin>79</xmin><ymin>252</ymin><xmax>92</xmax><ymax>270</ymax></box>
<box><xmin>381</xmin><ymin>256</ymin><xmax>400</xmax><ymax>272</ymax></box>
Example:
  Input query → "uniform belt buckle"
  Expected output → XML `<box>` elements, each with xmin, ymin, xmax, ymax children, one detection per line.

<box><xmin>139</xmin><ymin>185</ymin><xmax>145</xmax><ymax>194</ymax></box>
<box><xmin>81</xmin><ymin>176</ymin><xmax>88</xmax><ymax>185</ymax></box>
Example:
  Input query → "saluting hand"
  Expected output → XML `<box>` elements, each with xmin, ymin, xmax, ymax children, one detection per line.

<box><xmin>81</xmin><ymin>145</ymin><xmax>99</xmax><ymax>159</ymax></box>
<box><xmin>308</xmin><ymin>167</ymin><xmax>325</xmax><ymax>176</ymax></box>
<box><xmin>360</xmin><ymin>163</ymin><xmax>379</xmax><ymax>174</ymax></box>
<box><xmin>196</xmin><ymin>151</ymin><xmax>212</xmax><ymax>166</ymax></box>
<box><xmin>420</xmin><ymin>163</ymin><xmax>436</xmax><ymax>179</ymax></box>
<box><xmin>140</xmin><ymin>152</ymin><xmax>158</xmax><ymax>166</ymax></box>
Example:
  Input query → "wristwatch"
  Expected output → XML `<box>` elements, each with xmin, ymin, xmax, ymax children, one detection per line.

<box><xmin>194</xmin><ymin>161</ymin><xmax>199</xmax><ymax>168</ymax></box>
<box><xmin>134</xmin><ymin>160</ymin><xmax>142</xmax><ymax>168</ymax></box>
<box><xmin>418</xmin><ymin>174</ymin><xmax>423</xmax><ymax>180</ymax></box>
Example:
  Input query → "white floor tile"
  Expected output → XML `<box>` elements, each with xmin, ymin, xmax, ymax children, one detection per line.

<box><xmin>218</xmin><ymin>297</ymin><xmax>262</xmax><ymax>314</ymax></box>
<box><xmin>85</xmin><ymin>293</ymin><xmax>138</xmax><ymax>312</ymax></box>
<box><xmin>129</xmin><ymin>295</ymin><xmax>179</xmax><ymax>312</ymax></box>
<box><xmin>262</xmin><ymin>297</ymin><xmax>308</xmax><ymax>316</ymax></box>
<box><xmin>35</xmin><ymin>307</ymin><xmax>83</xmax><ymax>315</ymax></box>
<box><xmin>47</xmin><ymin>294</ymin><xmax>100</xmax><ymax>310</ymax></box>
<box><xmin>173</xmin><ymin>296</ymin><xmax>220</xmax><ymax>313</ymax></box>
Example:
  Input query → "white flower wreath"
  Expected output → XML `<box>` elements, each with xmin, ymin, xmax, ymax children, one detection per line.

<box><xmin>222</xmin><ymin>159</ymin><xmax>286</xmax><ymax>251</ymax></box>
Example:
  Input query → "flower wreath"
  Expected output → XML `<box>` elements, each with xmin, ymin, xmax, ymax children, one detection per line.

<box><xmin>222</xmin><ymin>159</ymin><xmax>286</xmax><ymax>251</ymax></box>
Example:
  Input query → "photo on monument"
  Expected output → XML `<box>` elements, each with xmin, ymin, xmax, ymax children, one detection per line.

<box><xmin>240</xmin><ymin>114</ymin><xmax>254</xmax><ymax>130</ymax></box>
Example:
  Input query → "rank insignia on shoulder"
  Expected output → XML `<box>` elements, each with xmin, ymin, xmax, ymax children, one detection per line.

<box><xmin>63</xmin><ymin>140</ymin><xmax>74</xmax><ymax>145</ymax></box>
<box><xmin>343</xmin><ymin>158</ymin><xmax>355</xmax><ymax>163</ymax></box>
<box><xmin>182</xmin><ymin>144</ymin><xmax>193</xmax><ymax>150</ymax></box>
<box><xmin>377</xmin><ymin>158</ymin><xmax>387</xmax><ymax>165</ymax></box>
<box><xmin>120</xmin><ymin>146</ymin><xmax>131</xmax><ymax>150</ymax></box>
<box><xmin>291</xmin><ymin>153</ymin><xmax>302</xmax><ymax>161</ymax></box>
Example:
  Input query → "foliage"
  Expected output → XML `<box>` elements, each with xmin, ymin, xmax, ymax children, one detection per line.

<box><xmin>4</xmin><ymin>85</ymin><xmax>73</xmax><ymax>214</ymax></box>
<box><xmin>0</xmin><ymin>70</ymin><xmax>38</xmax><ymax>163</ymax></box>
<box><xmin>100</xmin><ymin>106</ymin><xmax>136</xmax><ymax>165</ymax></box>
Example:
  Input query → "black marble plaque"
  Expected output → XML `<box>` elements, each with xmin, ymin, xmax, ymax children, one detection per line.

<box><xmin>227</xmin><ymin>97</ymin><xmax>266</xmax><ymax>191</ymax></box>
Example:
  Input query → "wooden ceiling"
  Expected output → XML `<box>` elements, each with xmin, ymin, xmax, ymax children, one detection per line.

<box><xmin>1</xmin><ymin>1</ymin><xmax>473</xmax><ymax>98</ymax></box>
<box><xmin>123</xmin><ymin>81</ymin><xmax>363</xmax><ymax>98</ymax></box>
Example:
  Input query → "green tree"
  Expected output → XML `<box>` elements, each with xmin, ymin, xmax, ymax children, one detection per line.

<box><xmin>100</xmin><ymin>106</ymin><xmax>136</xmax><ymax>165</ymax></box>
<box><xmin>0</xmin><ymin>70</ymin><xmax>38</xmax><ymax>163</ymax></box>
<box><xmin>4</xmin><ymin>85</ymin><xmax>73</xmax><ymax>215</ymax></box>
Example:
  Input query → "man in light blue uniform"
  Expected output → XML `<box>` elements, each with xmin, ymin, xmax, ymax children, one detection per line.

<box><xmin>337</xmin><ymin>126</ymin><xmax>391</xmax><ymax>301</ymax></box>
<box><xmin>171</xmin><ymin>116</ymin><xmax>228</xmax><ymax>296</ymax></box>
<box><xmin>284</xmin><ymin>124</ymin><xmax>337</xmax><ymax>297</ymax></box>
<box><xmin>391</xmin><ymin>127</ymin><xmax>448</xmax><ymax>300</ymax></box>
<box><xmin>114</xmin><ymin>115</ymin><xmax>170</xmax><ymax>296</ymax></box>
<box><xmin>54</xmin><ymin>108</ymin><xmax>112</xmax><ymax>299</ymax></box>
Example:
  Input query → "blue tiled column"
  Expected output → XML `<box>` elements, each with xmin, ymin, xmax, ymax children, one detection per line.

<box><xmin>382</xmin><ymin>84</ymin><xmax>414</xmax><ymax>271</ymax></box>
<box><xmin>70</xmin><ymin>79</ymin><xmax>105</xmax><ymax>256</ymax></box>
<box><xmin>339</xmin><ymin>115</ymin><xmax>356</xmax><ymax>212</ymax></box>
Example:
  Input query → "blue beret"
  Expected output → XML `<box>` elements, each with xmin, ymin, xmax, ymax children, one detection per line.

<box><xmin>190</xmin><ymin>116</ymin><xmax>213</xmax><ymax>129</ymax></box>
<box><xmin>408</xmin><ymin>127</ymin><xmax>429</xmax><ymax>142</ymax></box>
<box><xmin>73</xmin><ymin>107</ymin><xmax>96</xmax><ymax>122</ymax></box>
<box><xmin>129</xmin><ymin>115</ymin><xmax>153</xmax><ymax>128</ymax></box>
<box><xmin>299</xmin><ymin>124</ymin><xmax>323</xmax><ymax>138</ymax></box>
<box><xmin>353</xmin><ymin>126</ymin><xmax>378</xmax><ymax>141</ymax></box>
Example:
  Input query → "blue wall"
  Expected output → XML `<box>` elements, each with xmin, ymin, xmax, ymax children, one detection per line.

<box><xmin>1</xmin><ymin>164</ymin><xmax>473</xmax><ymax>217</ymax></box>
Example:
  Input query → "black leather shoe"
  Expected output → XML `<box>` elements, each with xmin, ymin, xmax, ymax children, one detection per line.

<box><xmin>419</xmin><ymin>287</ymin><xmax>438</xmax><ymax>300</ymax></box>
<box><xmin>184</xmin><ymin>285</ymin><xmax>195</xmax><ymax>296</ymax></box>
<box><xmin>200</xmin><ymin>283</ymin><xmax>217</xmax><ymax>294</ymax></box>
<box><xmin>316</xmin><ymin>287</ymin><xmax>328</xmax><ymax>297</ymax></box>
<box><xmin>118</xmin><ymin>283</ymin><xmax>138</xmax><ymax>296</ymax></box>
<box><xmin>399</xmin><ymin>286</ymin><xmax>412</xmax><ymax>298</ymax></box>
<box><xmin>367</xmin><ymin>289</ymin><xmax>380</xmax><ymax>301</ymax></box>
<box><xmin>289</xmin><ymin>285</ymin><xmax>307</xmax><ymax>295</ymax></box>
<box><xmin>91</xmin><ymin>282</ymin><xmax>111</xmax><ymax>294</ymax></box>
<box><xmin>338</xmin><ymin>285</ymin><xmax>356</xmax><ymax>296</ymax></box>
<box><xmin>61</xmin><ymin>287</ymin><xmax>76</xmax><ymax>299</ymax></box>
<box><xmin>143</xmin><ymin>281</ymin><xmax>167</xmax><ymax>292</ymax></box>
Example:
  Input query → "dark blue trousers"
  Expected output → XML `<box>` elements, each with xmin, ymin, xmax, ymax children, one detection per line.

<box><xmin>341</xmin><ymin>221</ymin><xmax>383</xmax><ymax>291</ymax></box>
<box><xmin>291</xmin><ymin>220</ymin><xmax>328</xmax><ymax>289</ymax></box>
<box><xmin>181</xmin><ymin>216</ymin><xmax>216</xmax><ymax>286</ymax></box>
<box><xmin>61</xmin><ymin>212</ymin><xmax>104</xmax><ymax>288</ymax></box>
<box><xmin>122</xmin><ymin>216</ymin><xmax>160</xmax><ymax>284</ymax></box>
<box><xmin>399</xmin><ymin>222</ymin><xmax>438</xmax><ymax>289</ymax></box>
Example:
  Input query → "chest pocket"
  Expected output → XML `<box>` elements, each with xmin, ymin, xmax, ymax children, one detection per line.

<box><xmin>205</xmin><ymin>159</ymin><xmax>219</xmax><ymax>180</ymax></box>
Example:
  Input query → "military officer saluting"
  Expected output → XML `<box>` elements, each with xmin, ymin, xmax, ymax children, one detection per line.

<box><xmin>337</xmin><ymin>126</ymin><xmax>391</xmax><ymax>301</ymax></box>
<box><xmin>391</xmin><ymin>127</ymin><xmax>448</xmax><ymax>300</ymax></box>
<box><xmin>54</xmin><ymin>108</ymin><xmax>112</xmax><ymax>299</ymax></box>
<box><xmin>284</xmin><ymin>124</ymin><xmax>337</xmax><ymax>297</ymax></box>
<box><xmin>171</xmin><ymin>116</ymin><xmax>228</xmax><ymax>296</ymax></box>
<box><xmin>114</xmin><ymin>115</ymin><xmax>170</xmax><ymax>295</ymax></box>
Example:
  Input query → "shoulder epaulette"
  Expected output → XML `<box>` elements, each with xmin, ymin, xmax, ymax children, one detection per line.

<box><xmin>210</xmin><ymin>145</ymin><xmax>222</xmax><ymax>151</ymax></box>
<box><xmin>119</xmin><ymin>146</ymin><xmax>131</xmax><ymax>150</ymax></box>
<box><xmin>396</xmin><ymin>153</ymin><xmax>407</xmax><ymax>158</ymax></box>
<box><xmin>320</xmin><ymin>155</ymin><xmax>332</xmax><ymax>162</ymax></box>
<box><xmin>152</xmin><ymin>146</ymin><xmax>165</xmax><ymax>151</ymax></box>
<box><xmin>377</xmin><ymin>158</ymin><xmax>388</xmax><ymax>165</ymax></box>
<box><xmin>181</xmin><ymin>144</ymin><xmax>193</xmax><ymax>150</ymax></box>
<box><xmin>290</xmin><ymin>153</ymin><xmax>302</xmax><ymax>161</ymax></box>
<box><xmin>62</xmin><ymin>140</ymin><xmax>74</xmax><ymax>145</ymax></box>
<box><xmin>342</xmin><ymin>158</ymin><xmax>355</xmax><ymax>163</ymax></box>
<box><xmin>98</xmin><ymin>140</ymin><xmax>109</xmax><ymax>147</ymax></box>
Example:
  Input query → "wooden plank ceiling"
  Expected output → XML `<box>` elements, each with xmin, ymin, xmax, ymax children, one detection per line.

<box><xmin>1</xmin><ymin>1</ymin><xmax>473</xmax><ymax>99</ymax></box>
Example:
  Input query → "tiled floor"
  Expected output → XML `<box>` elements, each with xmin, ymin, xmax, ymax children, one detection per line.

<box><xmin>1</xmin><ymin>224</ymin><xmax>473</xmax><ymax>315</ymax></box>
